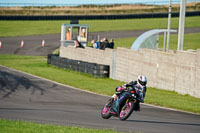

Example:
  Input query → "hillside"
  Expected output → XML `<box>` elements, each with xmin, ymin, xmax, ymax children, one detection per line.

<box><xmin>0</xmin><ymin>2</ymin><xmax>199</xmax><ymax>16</ymax></box>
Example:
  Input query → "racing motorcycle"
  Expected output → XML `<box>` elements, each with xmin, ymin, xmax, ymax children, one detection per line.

<box><xmin>101</xmin><ymin>87</ymin><xmax>142</xmax><ymax>121</ymax></box>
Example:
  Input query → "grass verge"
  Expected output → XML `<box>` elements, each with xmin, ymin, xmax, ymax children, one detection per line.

<box><xmin>0</xmin><ymin>16</ymin><xmax>200</xmax><ymax>37</ymax></box>
<box><xmin>0</xmin><ymin>54</ymin><xmax>200</xmax><ymax>114</ymax></box>
<box><xmin>0</xmin><ymin>119</ymin><xmax>122</xmax><ymax>133</ymax></box>
<box><xmin>159</xmin><ymin>33</ymin><xmax>200</xmax><ymax>50</ymax></box>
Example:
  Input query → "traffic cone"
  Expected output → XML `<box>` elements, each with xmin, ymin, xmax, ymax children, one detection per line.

<box><xmin>42</xmin><ymin>40</ymin><xmax>45</xmax><ymax>47</ymax></box>
<box><xmin>21</xmin><ymin>40</ymin><xmax>24</xmax><ymax>48</ymax></box>
<box><xmin>0</xmin><ymin>41</ymin><xmax>2</xmax><ymax>48</ymax></box>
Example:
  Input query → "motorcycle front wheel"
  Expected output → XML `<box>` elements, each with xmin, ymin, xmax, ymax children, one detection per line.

<box><xmin>119</xmin><ymin>101</ymin><xmax>134</xmax><ymax>121</ymax></box>
<box><xmin>101</xmin><ymin>103</ymin><xmax>112</xmax><ymax>119</ymax></box>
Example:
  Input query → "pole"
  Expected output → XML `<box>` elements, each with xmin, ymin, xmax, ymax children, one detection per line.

<box><xmin>163</xmin><ymin>32</ymin><xmax>166</xmax><ymax>51</ymax></box>
<box><xmin>178</xmin><ymin>0</ymin><xmax>186</xmax><ymax>50</ymax></box>
<box><xmin>166</xmin><ymin>0</ymin><xmax>172</xmax><ymax>52</ymax></box>
<box><xmin>61</xmin><ymin>24</ymin><xmax>66</xmax><ymax>46</ymax></box>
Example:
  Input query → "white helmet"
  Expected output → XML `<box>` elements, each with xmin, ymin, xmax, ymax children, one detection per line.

<box><xmin>137</xmin><ymin>75</ymin><xmax>147</xmax><ymax>87</ymax></box>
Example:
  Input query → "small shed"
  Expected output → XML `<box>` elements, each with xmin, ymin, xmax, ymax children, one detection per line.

<box><xmin>60</xmin><ymin>20</ymin><xmax>89</xmax><ymax>47</ymax></box>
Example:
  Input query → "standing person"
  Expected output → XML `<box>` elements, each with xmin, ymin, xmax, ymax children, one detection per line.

<box><xmin>99</xmin><ymin>37</ymin><xmax>109</xmax><ymax>50</ymax></box>
<box><xmin>91</xmin><ymin>40</ymin><xmax>99</xmax><ymax>49</ymax></box>
<box><xmin>109</xmin><ymin>39</ymin><xmax>114</xmax><ymax>49</ymax></box>
<box><xmin>66</xmin><ymin>29</ymin><xmax>71</xmax><ymax>40</ymax></box>
<box><xmin>110</xmin><ymin>75</ymin><xmax>147</xmax><ymax>114</ymax></box>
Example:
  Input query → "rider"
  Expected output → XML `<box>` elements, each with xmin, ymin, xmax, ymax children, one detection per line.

<box><xmin>110</xmin><ymin>75</ymin><xmax>147</xmax><ymax>114</ymax></box>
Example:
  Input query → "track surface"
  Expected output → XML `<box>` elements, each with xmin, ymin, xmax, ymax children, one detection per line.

<box><xmin>0</xmin><ymin>28</ymin><xmax>200</xmax><ymax>56</ymax></box>
<box><xmin>0</xmin><ymin>29</ymin><xmax>200</xmax><ymax>132</ymax></box>
<box><xmin>0</xmin><ymin>66</ymin><xmax>200</xmax><ymax>133</ymax></box>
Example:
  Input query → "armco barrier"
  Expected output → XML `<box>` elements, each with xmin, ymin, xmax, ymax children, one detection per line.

<box><xmin>1</xmin><ymin>11</ymin><xmax>199</xmax><ymax>20</ymax></box>
<box><xmin>47</xmin><ymin>54</ymin><xmax>110</xmax><ymax>78</ymax></box>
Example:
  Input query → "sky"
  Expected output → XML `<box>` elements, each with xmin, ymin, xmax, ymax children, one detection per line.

<box><xmin>0</xmin><ymin>0</ymin><xmax>200</xmax><ymax>6</ymax></box>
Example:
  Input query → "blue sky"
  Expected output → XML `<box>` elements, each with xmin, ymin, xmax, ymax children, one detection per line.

<box><xmin>0</xmin><ymin>0</ymin><xmax>200</xmax><ymax>6</ymax></box>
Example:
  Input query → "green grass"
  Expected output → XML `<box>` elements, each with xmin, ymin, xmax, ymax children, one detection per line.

<box><xmin>0</xmin><ymin>16</ymin><xmax>200</xmax><ymax>37</ymax></box>
<box><xmin>0</xmin><ymin>20</ymin><xmax>66</xmax><ymax>37</ymax></box>
<box><xmin>0</xmin><ymin>55</ymin><xmax>124</xmax><ymax>96</ymax></box>
<box><xmin>146</xmin><ymin>87</ymin><xmax>200</xmax><ymax>113</ymax></box>
<box><xmin>114</xmin><ymin>37</ymin><xmax>137</xmax><ymax>48</ymax></box>
<box><xmin>0</xmin><ymin>119</ymin><xmax>122</xmax><ymax>133</ymax></box>
<box><xmin>84</xmin><ymin>16</ymin><xmax>200</xmax><ymax>32</ymax></box>
<box><xmin>113</xmin><ymin>33</ymin><xmax>200</xmax><ymax>50</ymax></box>
<box><xmin>159</xmin><ymin>33</ymin><xmax>200</xmax><ymax>50</ymax></box>
<box><xmin>0</xmin><ymin>54</ymin><xmax>200</xmax><ymax>114</ymax></box>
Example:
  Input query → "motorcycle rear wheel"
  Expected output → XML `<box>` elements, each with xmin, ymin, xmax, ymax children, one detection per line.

<box><xmin>119</xmin><ymin>101</ymin><xmax>134</xmax><ymax>121</ymax></box>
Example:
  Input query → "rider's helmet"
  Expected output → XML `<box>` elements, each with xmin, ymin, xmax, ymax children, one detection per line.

<box><xmin>137</xmin><ymin>75</ymin><xmax>147</xmax><ymax>87</ymax></box>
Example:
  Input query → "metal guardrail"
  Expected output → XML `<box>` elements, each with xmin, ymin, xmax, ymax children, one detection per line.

<box><xmin>0</xmin><ymin>11</ymin><xmax>200</xmax><ymax>20</ymax></box>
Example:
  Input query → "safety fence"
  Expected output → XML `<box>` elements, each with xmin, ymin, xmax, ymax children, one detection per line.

<box><xmin>47</xmin><ymin>54</ymin><xmax>110</xmax><ymax>78</ymax></box>
<box><xmin>0</xmin><ymin>11</ymin><xmax>199</xmax><ymax>20</ymax></box>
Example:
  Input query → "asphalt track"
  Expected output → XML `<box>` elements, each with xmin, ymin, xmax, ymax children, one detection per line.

<box><xmin>0</xmin><ymin>29</ymin><xmax>200</xmax><ymax>132</ymax></box>
<box><xmin>0</xmin><ymin>28</ymin><xmax>200</xmax><ymax>56</ymax></box>
<box><xmin>0</xmin><ymin>66</ymin><xmax>200</xmax><ymax>133</ymax></box>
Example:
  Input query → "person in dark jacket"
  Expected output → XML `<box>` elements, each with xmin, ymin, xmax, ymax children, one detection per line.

<box><xmin>99</xmin><ymin>37</ymin><xmax>109</xmax><ymax>50</ymax></box>
<box><xmin>110</xmin><ymin>75</ymin><xmax>147</xmax><ymax>114</ymax></box>
<box><xmin>108</xmin><ymin>39</ymin><xmax>114</xmax><ymax>49</ymax></box>
<box><xmin>74</xmin><ymin>40</ymin><xmax>84</xmax><ymax>49</ymax></box>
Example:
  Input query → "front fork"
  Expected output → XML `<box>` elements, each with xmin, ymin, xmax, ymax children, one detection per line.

<box><xmin>122</xmin><ymin>99</ymin><xmax>137</xmax><ymax>111</ymax></box>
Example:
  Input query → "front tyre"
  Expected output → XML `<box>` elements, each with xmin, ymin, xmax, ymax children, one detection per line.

<box><xmin>101</xmin><ymin>105</ymin><xmax>112</xmax><ymax>119</ymax></box>
<box><xmin>119</xmin><ymin>101</ymin><xmax>134</xmax><ymax>121</ymax></box>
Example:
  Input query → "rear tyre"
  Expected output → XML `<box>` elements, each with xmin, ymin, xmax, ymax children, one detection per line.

<box><xmin>119</xmin><ymin>101</ymin><xmax>134</xmax><ymax>121</ymax></box>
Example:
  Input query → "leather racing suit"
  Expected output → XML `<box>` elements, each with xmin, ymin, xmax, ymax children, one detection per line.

<box><xmin>111</xmin><ymin>81</ymin><xmax>147</xmax><ymax>113</ymax></box>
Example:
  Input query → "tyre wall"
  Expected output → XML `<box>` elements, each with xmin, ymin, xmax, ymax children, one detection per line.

<box><xmin>47</xmin><ymin>54</ymin><xmax>110</xmax><ymax>78</ymax></box>
<box><xmin>59</xmin><ymin>45</ymin><xmax>113</xmax><ymax>78</ymax></box>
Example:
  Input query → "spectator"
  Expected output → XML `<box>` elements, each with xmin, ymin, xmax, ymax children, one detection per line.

<box><xmin>91</xmin><ymin>40</ymin><xmax>99</xmax><ymax>49</ymax></box>
<box><xmin>74</xmin><ymin>40</ymin><xmax>84</xmax><ymax>49</ymax></box>
<box><xmin>109</xmin><ymin>39</ymin><xmax>114</xmax><ymax>49</ymax></box>
<box><xmin>99</xmin><ymin>37</ymin><xmax>109</xmax><ymax>50</ymax></box>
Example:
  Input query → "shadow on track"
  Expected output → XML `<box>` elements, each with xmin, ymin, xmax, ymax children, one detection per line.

<box><xmin>0</xmin><ymin>107</ymin><xmax>75</xmax><ymax>113</ymax></box>
<box><xmin>0</xmin><ymin>71</ymin><xmax>46</xmax><ymax>98</ymax></box>
<box><xmin>126</xmin><ymin>119</ymin><xmax>200</xmax><ymax>127</ymax></box>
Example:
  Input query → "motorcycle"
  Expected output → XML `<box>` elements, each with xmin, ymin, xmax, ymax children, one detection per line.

<box><xmin>101</xmin><ymin>87</ymin><xmax>142</xmax><ymax>121</ymax></box>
